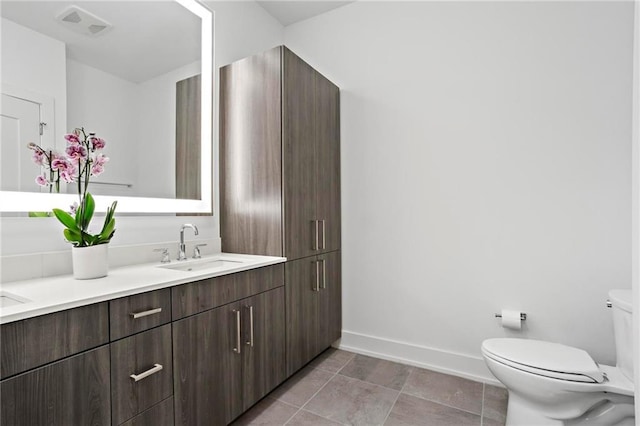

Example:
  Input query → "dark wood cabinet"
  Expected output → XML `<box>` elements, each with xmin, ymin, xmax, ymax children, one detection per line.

<box><xmin>1</xmin><ymin>346</ymin><xmax>111</xmax><ymax>426</ymax></box>
<box><xmin>173</xmin><ymin>300</ymin><xmax>241</xmax><ymax>425</ymax></box>
<box><xmin>120</xmin><ymin>397</ymin><xmax>174</xmax><ymax>426</ymax></box>
<box><xmin>220</xmin><ymin>46</ymin><xmax>342</xmax><ymax>380</ymax></box>
<box><xmin>241</xmin><ymin>287</ymin><xmax>286</xmax><ymax>411</ymax></box>
<box><xmin>1</xmin><ymin>302</ymin><xmax>109</xmax><ymax>379</ymax></box>
<box><xmin>110</xmin><ymin>324</ymin><xmax>173</xmax><ymax>425</ymax></box>
<box><xmin>286</xmin><ymin>250</ymin><xmax>342</xmax><ymax>376</ymax></box>
<box><xmin>220</xmin><ymin>46</ymin><xmax>341</xmax><ymax>261</ymax></box>
<box><xmin>173</xmin><ymin>286</ymin><xmax>285</xmax><ymax>426</ymax></box>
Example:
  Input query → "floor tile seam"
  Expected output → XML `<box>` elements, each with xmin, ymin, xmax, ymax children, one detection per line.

<box><xmin>268</xmin><ymin>395</ymin><xmax>304</xmax><ymax>411</ymax></box>
<box><xmin>400</xmin><ymin>388</ymin><xmax>483</xmax><ymax>418</ymax></box>
<box><xmin>298</xmin><ymin>370</ymin><xmax>345</xmax><ymax>424</ymax></box>
<box><xmin>335</xmin><ymin>370</ymin><xmax>409</xmax><ymax>394</ymax></box>
<box><xmin>480</xmin><ymin>383</ymin><xmax>486</xmax><ymax>426</ymax></box>
<box><xmin>282</xmin><ymin>406</ymin><xmax>303</xmax><ymax>426</ymax></box>
<box><xmin>380</xmin><ymin>370</ymin><xmax>411</xmax><ymax>425</ymax></box>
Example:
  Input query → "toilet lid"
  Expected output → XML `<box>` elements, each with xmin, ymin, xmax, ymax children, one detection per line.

<box><xmin>482</xmin><ymin>338</ymin><xmax>604</xmax><ymax>383</ymax></box>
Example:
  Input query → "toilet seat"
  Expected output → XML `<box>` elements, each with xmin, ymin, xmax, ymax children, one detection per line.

<box><xmin>482</xmin><ymin>338</ymin><xmax>605</xmax><ymax>383</ymax></box>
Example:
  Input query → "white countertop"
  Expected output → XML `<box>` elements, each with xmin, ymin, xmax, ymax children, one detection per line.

<box><xmin>0</xmin><ymin>253</ymin><xmax>286</xmax><ymax>324</ymax></box>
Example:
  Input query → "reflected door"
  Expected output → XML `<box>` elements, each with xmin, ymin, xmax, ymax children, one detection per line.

<box><xmin>1</xmin><ymin>94</ymin><xmax>41</xmax><ymax>192</ymax></box>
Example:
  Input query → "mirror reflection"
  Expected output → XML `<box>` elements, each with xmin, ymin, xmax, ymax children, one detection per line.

<box><xmin>1</xmin><ymin>1</ymin><xmax>203</xmax><ymax>202</ymax></box>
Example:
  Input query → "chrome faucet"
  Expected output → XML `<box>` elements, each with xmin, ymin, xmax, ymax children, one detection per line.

<box><xmin>178</xmin><ymin>224</ymin><xmax>199</xmax><ymax>261</ymax></box>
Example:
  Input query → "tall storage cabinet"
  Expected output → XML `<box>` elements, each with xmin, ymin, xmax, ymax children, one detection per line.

<box><xmin>220</xmin><ymin>46</ymin><xmax>341</xmax><ymax>376</ymax></box>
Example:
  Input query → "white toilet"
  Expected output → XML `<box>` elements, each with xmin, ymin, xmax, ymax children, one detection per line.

<box><xmin>482</xmin><ymin>290</ymin><xmax>634</xmax><ymax>426</ymax></box>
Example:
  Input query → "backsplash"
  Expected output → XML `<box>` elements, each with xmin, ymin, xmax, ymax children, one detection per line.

<box><xmin>0</xmin><ymin>238</ymin><xmax>220</xmax><ymax>283</ymax></box>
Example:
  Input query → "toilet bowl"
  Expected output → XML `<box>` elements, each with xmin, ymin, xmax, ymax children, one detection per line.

<box><xmin>482</xmin><ymin>290</ymin><xmax>634</xmax><ymax>426</ymax></box>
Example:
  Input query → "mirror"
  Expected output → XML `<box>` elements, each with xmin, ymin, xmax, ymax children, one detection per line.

<box><xmin>0</xmin><ymin>0</ymin><xmax>213</xmax><ymax>213</ymax></box>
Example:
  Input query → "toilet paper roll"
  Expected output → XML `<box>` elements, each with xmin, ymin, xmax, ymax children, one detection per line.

<box><xmin>500</xmin><ymin>309</ymin><xmax>522</xmax><ymax>330</ymax></box>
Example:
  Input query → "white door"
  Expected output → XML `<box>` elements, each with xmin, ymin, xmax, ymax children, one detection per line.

<box><xmin>1</xmin><ymin>93</ymin><xmax>42</xmax><ymax>192</ymax></box>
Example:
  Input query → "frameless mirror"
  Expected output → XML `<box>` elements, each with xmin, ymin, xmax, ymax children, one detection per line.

<box><xmin>0</xmin><ymin>0</ymin><xmax>212</xmax><ymax>213</ymax></box>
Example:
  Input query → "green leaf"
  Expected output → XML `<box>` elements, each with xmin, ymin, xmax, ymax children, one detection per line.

<box><xmin>28</xmin><ymin>211</ymin><xmax>51</xmax><ymax>218</ymax></box>
<box><xmin>53</xmin><ymin>209</ymin><xmax>80</xmax><ymax>232</ymax></box>
<box><xmin>81</xmin><ymin>193</ymin><xmax>95</xmax><ymax>230</ymax></box>
<box><xmin>99</xmin><ymin>218</ymin><xmax>115</xmax><ymax>242</ymax></box>
<box><xmin>63</xmin><ymin>228</ymin><xmax>82</xmax><ymax>245</ymax></box>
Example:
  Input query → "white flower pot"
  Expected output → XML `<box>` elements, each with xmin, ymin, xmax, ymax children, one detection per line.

<box><xmin>72</xmin><ymin>244</ymin><xmax>109</xmax><ymax>280</ymax></box>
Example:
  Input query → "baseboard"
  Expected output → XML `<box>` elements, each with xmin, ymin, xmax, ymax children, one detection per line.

<box><xmin>335</xmin><ymin>330</ymin><xmax>502</xmax><ymax>387</ymax></box>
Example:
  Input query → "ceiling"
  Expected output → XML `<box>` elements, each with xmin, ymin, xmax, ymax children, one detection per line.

<box><xmin>1</xmin><ymin>1</ymin><xmax>200</xmax><ymax>83</ymax></box>
<box><xmin>256</xmin><ymin>1</ymin><xmax>355</xmax><ymax>26</ymax></box>
<box><xmin>1</xmin><ymin>0</ymin><xmax>354</xmax><ymax>83</ymax></box>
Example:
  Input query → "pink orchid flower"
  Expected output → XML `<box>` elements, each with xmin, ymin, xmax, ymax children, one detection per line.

<box><xmin>91</xmin><ymin>137</ymin><xmax>106</xmax><ymax>150</ymax></box>
<box><xmin>35</xmin><ymin>175</ymin><xmax>48</xmax><ymax>186</ymax></box>
<box><xmin>65</xmin><ymin>144</ymin><xmax>87</xmax><ymax>162</ymax></box>
<box><xmin>64</xmin><ymin>133</ymin><xmax>80</xmax><ymax>144</ymax></box>
<box><xmin>94</xmin><ymin>153</ymin><xmax>109</xmax><ymax>166</ymax></box>
<box><xmin>91</xmin><ymin>164</ymin><xmax>104</xmax><ymax>176</ymax></box>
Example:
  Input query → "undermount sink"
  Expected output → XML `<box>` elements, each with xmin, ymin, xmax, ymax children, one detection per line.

<box><xmin>0</xmin><ymin>291</ymin><xmax>31</xmax><ymax>308</ymax></box>
<box><xmin>158</xmin><ymin>258</ymin><xmax>243</xmax><ymax>272</ymax></box>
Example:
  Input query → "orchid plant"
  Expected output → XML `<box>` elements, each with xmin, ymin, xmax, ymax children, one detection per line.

<box><xmin>28</xmin><ymin>128</ymin><xmax>117</xmax><ymax>247</ymax></box>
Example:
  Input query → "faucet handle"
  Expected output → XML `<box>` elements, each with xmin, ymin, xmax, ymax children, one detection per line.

<box><xmin>193</xmin><ymin>244</ymin><xmax>207</xmax><ymax>259</ymax></box>
<box><xmin>153</xmin><ymin>248</ymin><xmax>171</xmax><ymax>263</ymax></box>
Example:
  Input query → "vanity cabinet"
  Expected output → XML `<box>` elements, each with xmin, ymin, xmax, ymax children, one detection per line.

<box><xmin>0</xmin><ymin>302</ymin><xmax>111</xmax><ymax>425</ymax></box>
<box><xmin>173</xmin><ymin>274</ymin><xmax>285</xmax><ymax>425</ymax></box>
<box><xmin>1</xmin><ymin>346</ymin><xmax>111</xmax><ymax>425</ymax></box>
<box><xmin>1</xmin><ymin>264</ymin><xmax>286</xmax><ymax>426</ymax></box>
<box><xmin>110</xmin><ymin>324</ymin><xmax>173</xmax><ymax>425</ymax></box>
<box><xmin>220</xmin><ymin>46</ymin><xmax>342</xmax><ymax>377</ymax></box>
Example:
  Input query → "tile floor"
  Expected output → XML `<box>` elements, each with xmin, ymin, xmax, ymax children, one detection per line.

<box><xmin>232</xmin><ymin>349</ymin><xmax>508</xmax><ymax>426</ymax></box>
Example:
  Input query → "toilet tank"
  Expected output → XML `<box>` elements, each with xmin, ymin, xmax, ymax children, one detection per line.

<box><xmin>609</xmin><ymin>289</ymin><xmax>633</xmax><ymax>382</ymax></box>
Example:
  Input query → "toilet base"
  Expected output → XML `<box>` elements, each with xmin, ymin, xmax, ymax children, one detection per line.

<box><xmin>507</xmin><ymin>393</ymin><xmax>635</xmax><ymax>426</ymax></box>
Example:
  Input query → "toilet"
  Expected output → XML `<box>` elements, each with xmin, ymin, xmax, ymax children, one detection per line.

<box><xmin>482</xmin><ymin>290</ymin><xmax>634</xmax><ymax>426</ymax></box>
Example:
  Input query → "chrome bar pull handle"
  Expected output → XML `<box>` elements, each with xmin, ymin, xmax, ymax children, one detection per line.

<box><xmin>130</xmin><ymin>364</ymin><xmax>163</xmax><ymax>382</ymax></box>
<box><xmin>311</xmin><ymin>220</ymin><xmax>319</xmax><ymax>250</ymax></box>
<box><xmin>233</xmin><ymin>309</ymin><xmax>241</xmax><ymax>354</ymax></box>
<box><xmin>246</xmin><ymin>305</ymin><xmax>254</xmax><ymax>347</ymax></box>
<box><xmin>321</xmin><ymin>220</ymin><xmax>326</xmax><ymax>249</ymax></box>
<box><xmin>314</xmin><ymin>260</ymin><xmax>321</xmax><ymax>291</ymax></box>
<box><xmin>321</xmin><ymin>258</ymin><xmax>326</xmax><ymax>289</ymax></box>
<box><xmin>130</xmin><ymin>308</ymin><xmax>162</xmax><ymax>319</ymax></box>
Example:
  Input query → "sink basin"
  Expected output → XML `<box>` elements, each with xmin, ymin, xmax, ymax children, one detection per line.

<box><xmin>159</xmin><ymin>258</ymin><xmax>243</xmax><ymax>272</ymax></box>
<box><xmin>0</xmin><ymin>291</ymin><xmax>31</xmax><ymax>308</ymax></box>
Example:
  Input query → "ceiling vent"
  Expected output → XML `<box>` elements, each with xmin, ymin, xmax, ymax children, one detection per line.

<box><xmin>56</xmin><ymin>6</ymin><xmax>112</xmax><ymax>37</ymax></box>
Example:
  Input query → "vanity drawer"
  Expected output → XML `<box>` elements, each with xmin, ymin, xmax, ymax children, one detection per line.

<box><xmin>1</xmin><ymin>302</ymin><xmax>109</xmax><ymax>379</ymax></box>
<box><xmin>120</xmin><ymin>396</ymin><xmax>174</xmax><ymax>426</ymax></box>
<box><xmin>172</xmin><ymin>263</ymin><xmax>285</xmax><ymax>319</ymax></box>
<box><xmin>110</xmin><ymin>288</ymin><xmax>172</xmax><ymax>341</ymax></box>
<box><xmin>110</xmin><ymin>324</ymin><xmax>173</xmax><ymax>425</ymax></box>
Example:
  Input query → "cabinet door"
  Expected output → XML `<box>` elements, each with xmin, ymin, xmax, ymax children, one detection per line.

<box><xmin>318</xmin><ymin>251</ymin><xmax>342</xmax><ymax>350</ymax></box>
<box><xmin>1</xmin><ymin>346</ymin><xmax>111</xmax><ymax>426</ymax></box>
<box><xmin>285</xmin><ymin>257</ymin><xmax>321</xmax><ymax>376</ymax></box>
<box><xmin>241</xmin><ymin>287</ymin><xmax>286</xmax><ymax>411</ymax></box>
<box><xmin>283</xmin><ymin>47</ymin><xmax>318</xmax><ymax>261</ymax></box>
<box><xmin>315</xmin><ymin>75</ymin><xmax>341</xmax><ymax>254</ymax></box>
<box><xmin>220</xmin><ymin>46</ymin><xmax>283</xmax><ymax>256</ymax></box>
<box><xmin>173</xmin><ymin>303</ymin><xmax>242</xmax><ymax>426</ymax></box>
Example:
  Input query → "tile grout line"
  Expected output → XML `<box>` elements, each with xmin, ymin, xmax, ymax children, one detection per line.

<box><xmin>380</xmin><ymin>366</ymin><xmax>412</xmax><ymax>425</ymax></box>
<box><xmin>400</xmin><ymin>384</ymin><xmax>485</xmax><ymax>419</ymax></box>
<box><xmin>480</xmin><ymin>383</ymin><xmax>486</xmax><ymax>426</ymax></box>
<box><xmin>292</xmin><ymin>370</ymin><xmax>342</xmax><ymax>425</ymax></box>
<box><xmin>294</xmin><ymin>352</ymin><xmax>358</xmax><ymax>425</ymax></box>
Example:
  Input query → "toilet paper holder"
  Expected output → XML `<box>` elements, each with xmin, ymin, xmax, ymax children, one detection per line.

<box><xmin>495</xmin><ymin>312</ymin><xmax>527</xmax><ymax>320</ymax></box>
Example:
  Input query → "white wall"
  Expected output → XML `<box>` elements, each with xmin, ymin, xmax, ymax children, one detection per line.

<box><xmin>632</xmin><ymin>0</ymin><xmax>639</xmax><ymax>421</ymax></box>
<box><xmin>285</xmin><ymin>1</ymin><xmax>634</xmax><ymax>381</ymax></box>
<box><xmin>0</xmin><ymin>1</ymin><xmax>283</xmax><ymax>256</ymax></box>
<box><xmin>1</xmin><ymin>18</ymin><xmax>66</xmax><ymax>153</ymax></box>
<box><xmin>136</xmin><ymin>61</ymin><xmax>201</xmax><ymax>199</ymax></box>
<box><xmin>66</xmin><ymin>59</ymin><xmax>138</xmax><ymax>194</ymax></box>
